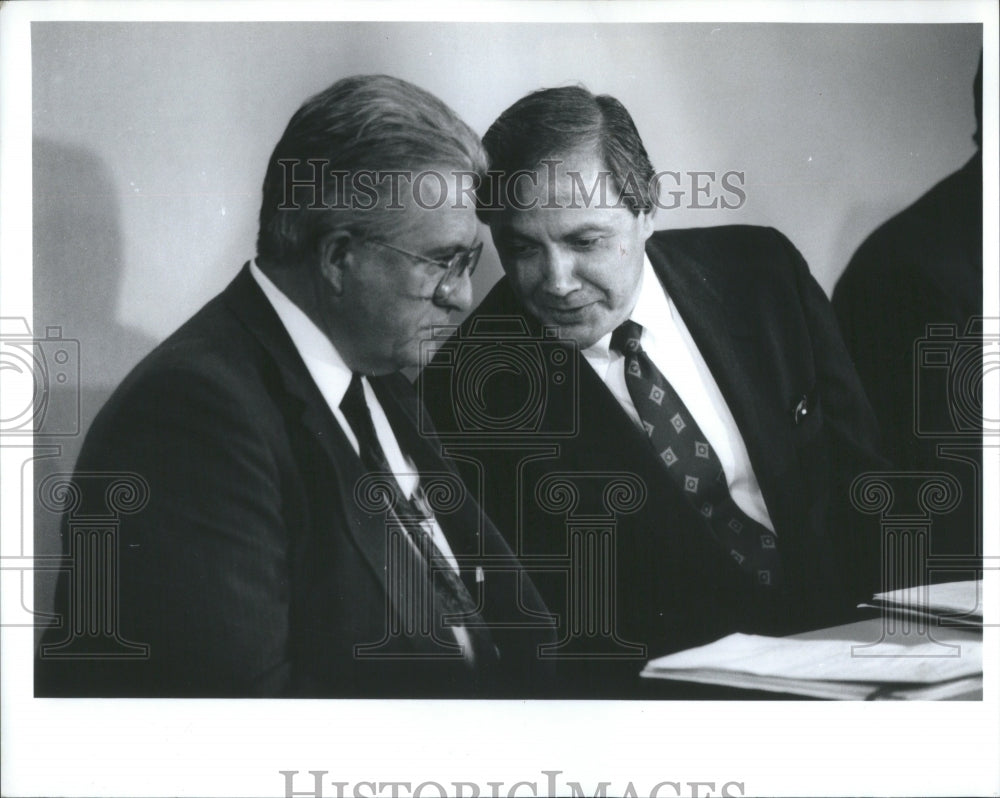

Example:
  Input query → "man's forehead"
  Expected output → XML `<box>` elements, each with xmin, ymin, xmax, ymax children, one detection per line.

<box><xmin>496</xmin><ymin>203</ymin><xmax>629</xmax><ymax>239</ymax></box>
<box><xmin>520</xmin><ymin>151</ymin><xmax>608</xmax><ymax>197</ymax></box>
<box><xmin>388</xmin><ymin>195</ymin><xmax>479</xmax><ymax>251</ymax></box>
<box><xmin>486</xmin><ymin>150</ymin><xmax>630</xmax><ymax>224</ymax></box>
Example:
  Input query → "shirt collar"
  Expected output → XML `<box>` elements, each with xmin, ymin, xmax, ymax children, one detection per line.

<box><xmin>582</xmin><ymin>253</ymin><xmax>672</xmax><ymax>360</ymax></box>
<box><xmin>249</xmin><ymin>259</ymin><xmax>354</xmax><ymax>407</ymax></box>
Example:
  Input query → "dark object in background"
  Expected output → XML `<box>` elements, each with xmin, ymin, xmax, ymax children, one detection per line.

<box><xmin>833</xmin><ymin>55</ymin><xmax>984</xmax><ymax>568</ymax></box>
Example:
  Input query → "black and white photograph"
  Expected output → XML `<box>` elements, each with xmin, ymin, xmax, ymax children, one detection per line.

<box><xmin>1</xmin><ymin>1</ymin><xmax>997</xmax><ymax>796</ymax></box>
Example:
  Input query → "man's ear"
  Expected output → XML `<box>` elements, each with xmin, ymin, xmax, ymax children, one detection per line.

<box><xmin>487</xmin><ymin>220</ymin><xmax>513</xmax><ymax>274</ymax></box>
<box><xmin>317</xmin><ymin>229</ymin><xmax>355</xmax><ymax>295</ymax></box>
<box><xmin>638</xmin><ymin>206</ymin><xmax>656</xmax><ymax>241</ymax></box>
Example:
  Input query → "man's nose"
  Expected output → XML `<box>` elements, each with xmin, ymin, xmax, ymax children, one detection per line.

<box><xmin>435</xmin><ymin>270</ymin><xmax>474</xmax><ymax>313</ymax></box>
<box><xmin>540</xmin><ymin>249</ymin><xmax>581</xmax><ymax>296</ymax></box>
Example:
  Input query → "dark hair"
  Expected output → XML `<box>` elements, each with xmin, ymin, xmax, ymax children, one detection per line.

<box><xmin>257</xmin><ymin>74</ymin><xmax>485</xmax><ymax>264</ymax></box>
<box><xmin>477</xmin><ymin>85</ymin><xmax>657</xmax><ymax>219</ymax></box>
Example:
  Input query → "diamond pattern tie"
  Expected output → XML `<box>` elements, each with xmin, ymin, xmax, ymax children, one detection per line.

<box><xmin>340</xmin><ymin>374</ymin><xmax>488</xmax><ymax>651</ymax></box>
<box><xmin>611</xmin><ymin>320</ymin><xmax>781</xmax><ymax>588</ymax></box>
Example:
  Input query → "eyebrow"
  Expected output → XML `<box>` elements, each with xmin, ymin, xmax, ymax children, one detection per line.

<box><xmin>424</xmin><ymin>239</ymin><xmax>479</xmax><ymax>260</ymax></box>
<box><xmin>561</xmin><ymin>225</ymin><xmax>613</xmax><ymax>238</ymax></box>
<box><xmin>501</xmin><ymin>224</ymin><xmax>613</xmax><ymax>244</ymax></box>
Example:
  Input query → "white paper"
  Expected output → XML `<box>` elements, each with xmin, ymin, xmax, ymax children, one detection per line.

<box><xmin>644</xmin><ymin>631</ymin><xmax>982</xmax><ymax>684</ymax></box>
<box><xmin>872</xmin><ymin>579</ymin><xmax>983</xmax><ymax>618</ymax></box>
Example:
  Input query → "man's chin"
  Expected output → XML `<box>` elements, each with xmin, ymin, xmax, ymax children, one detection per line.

<box><xmin>538</xmin><ymin>318</ymin><xmax>606</xmax><ymax>349</ymax></box>
<box><xmin>411</xmin><ymin>337</ymin><xmax>443</xmax><ymax>369</ymax></box>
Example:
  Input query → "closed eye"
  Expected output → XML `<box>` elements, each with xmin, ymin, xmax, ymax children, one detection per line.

<box><xmin>571</xmin><ymin>236</ymin><xmax>604</xmax><ymax>250</ymax></box>
<box><xmin>506</xmin><ymin>241</ymin><xmax>540</xmax><ymax>257</ymax></box>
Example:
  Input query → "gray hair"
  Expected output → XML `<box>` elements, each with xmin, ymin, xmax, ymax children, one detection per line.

<box><xmin>257</xmin><ymin>74</ymin><xmax>486</xmax><ymax>264</ymax></box>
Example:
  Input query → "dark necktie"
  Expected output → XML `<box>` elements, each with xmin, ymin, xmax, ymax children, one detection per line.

<box><xmin>339</xmin><ymin>374</ymin><xmax>488</xmax><ymax>656</ymax></box>
<box><xmin>611</xmin><ymin>320</ymin><xmax>782</xmax><ymax>588</ymax></box>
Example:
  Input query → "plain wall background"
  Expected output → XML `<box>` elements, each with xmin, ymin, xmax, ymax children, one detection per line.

<box><xmin>30</xmin><ymin>22</ymin><xmax>981</xmax><ymax>617</ymax></box>
<box><xmin>33</xmin><ymin>22</ymin><xmax>982</xmax><ymax>389</ymax></box>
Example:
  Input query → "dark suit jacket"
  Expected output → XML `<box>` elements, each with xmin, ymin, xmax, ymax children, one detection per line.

<box><xmin>36</xmin><ymin>265</ymin><xmax>553</xmax><ymax>697</ymax></box>
<box><xmin>419</xmin><ymin>226</ymin><xmax>886</xmax><ymax>696</ymax></box>
<box><xmin>834</xmin><ymin>154</ymin><xmax>982</xmax><ymax>561</ymax></box>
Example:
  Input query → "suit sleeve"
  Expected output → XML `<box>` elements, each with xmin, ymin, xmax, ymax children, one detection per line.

<box><xmin>41</xmin><ymin>358</ymin><xmax>293</xmax><ymax>696</ymax></box>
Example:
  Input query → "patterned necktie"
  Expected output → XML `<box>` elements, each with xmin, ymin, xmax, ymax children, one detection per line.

<box><xmin>611</xmin><ymin>319</ymin><xmax>781</xmax><ymax>588</ymax></box>
<box><xmin>339</xmin><ymin>374</ymin><xmax>489</xmax><ymax>654</ymax></box>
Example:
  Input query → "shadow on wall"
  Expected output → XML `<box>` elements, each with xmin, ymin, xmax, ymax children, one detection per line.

<box><xmin>31</xmin><ymin>137</ymin><xmax>158</xmax><ymax>626</ymax></box>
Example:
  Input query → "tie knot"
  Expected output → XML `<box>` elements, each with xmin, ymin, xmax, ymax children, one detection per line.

<box><xmin>340</xmin><ymin>373</ymin><xmax>367</xmax><ymax>419</ymax></box>
<box><xmin>610</xmin><ymin>319</ymin><xmax>644</xmax><ymax>355</ymax></box>
<box><xmin>340</xmin><ymin>373</ymin><xmax>391</xmax><ymax>473</ymax></box>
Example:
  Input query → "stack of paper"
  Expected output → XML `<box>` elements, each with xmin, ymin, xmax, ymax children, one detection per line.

<box><xmin>641</xmin><ymin>629</ymin><xmax>982</xmax><ymax>699</ymax></box>
<box><xmin>859</xmin><ymin>579</ymin><xmax>983</xmax><ymax>628</ymax></box>
<box><xmin>641</xmin><ymin>581</ymin><xmax>984</xmax><ymax>700</ymax></box>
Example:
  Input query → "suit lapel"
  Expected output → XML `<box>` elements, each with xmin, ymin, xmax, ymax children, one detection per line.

<box><xmin>645</xmin><ymin>234</ymin><xmax>793</xmax><ymax>542</ymax></box>
<box><xmin>371</xmin><ymin>377</ymin><xmax>492</xmax><ymax>596</ymax></box>
<box><xmin>576</xmin><ymin>342</ymin><xmax>663</xmax><ymax>467</ymax></box>
<box><xmin>220</xmin><ymin>265</ymin><xmax>455</xmax><ymax>655</ymax></box>
<box><xmin>373</xmin><ymin>375</ymin><xmax>511</xmax><ymax>670</ymax></box>
<box><xmin>646</xmin><ymin>234</ymin><xmax>758</xmax><ymax>427</ymax></box>
<box><xmin>371</xmin><ymin>377</ymin><xmax>480</xmax><ymax>550</ymax></box>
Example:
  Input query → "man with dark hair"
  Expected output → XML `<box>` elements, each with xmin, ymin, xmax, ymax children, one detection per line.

<box><xmin>420</xmin><ymin>86</ymin><xmax>886</xmax><ymax>696</ymax></box>
<box><xmin>37</xmin><ymin>75</ymin><xmax>552</xmax><ymax>697</ymax></box>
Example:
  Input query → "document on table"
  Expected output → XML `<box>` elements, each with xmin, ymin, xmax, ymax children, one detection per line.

<box><xmin>641</xmin><ymin>623</ymin><xmax>982</xmax><ymax>700</ymax></box>
<box><xmin>859</xmin><ymin>579</ymin><xmax>983</xmax><ymax>627</ymax></box>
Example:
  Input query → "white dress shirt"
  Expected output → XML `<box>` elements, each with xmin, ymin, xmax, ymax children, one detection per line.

<box><xmin>249</xmin><ymin>261</ymin><xmax>464</xmax><ymax>569</ymax></box>
<box><xmin>251</xmin><ymin>261</ymin><xmax>477</xmax><ymax>660</ymax></box>
<box><xmin>581</xmin><ymin>255</ymin><xmax>775</xmax><ymax>533</ymax></box>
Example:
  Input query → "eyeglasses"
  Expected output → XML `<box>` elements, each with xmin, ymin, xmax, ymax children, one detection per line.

<box><xmin>364</xmin><ymin>239</ymin><xmax>482</xmax><ymax>299</ymax></box>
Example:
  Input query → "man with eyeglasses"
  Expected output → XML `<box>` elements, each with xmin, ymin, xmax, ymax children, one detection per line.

<box><xmin>36</xmin><ymin>75</ymin><xmax>553</xmax><ymax>697</ymax></box>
